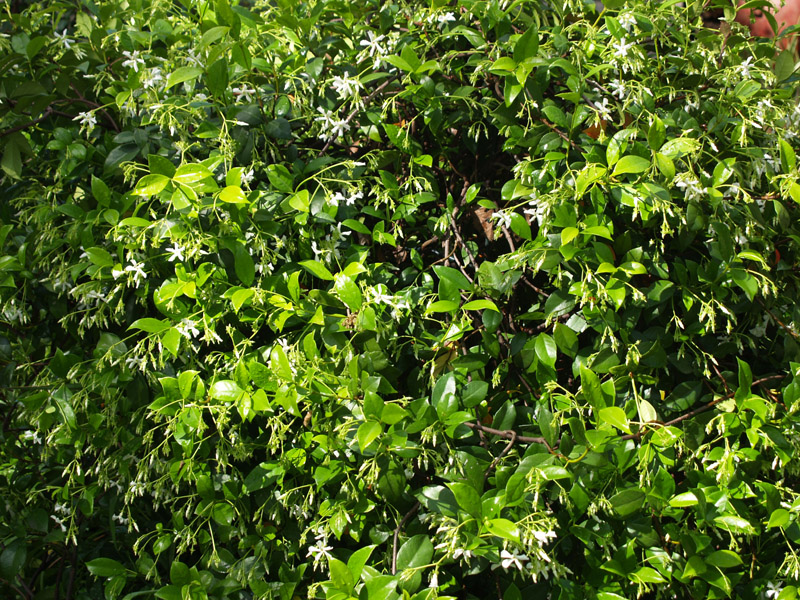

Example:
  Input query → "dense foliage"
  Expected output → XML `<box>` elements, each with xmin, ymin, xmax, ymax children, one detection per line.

<box><xmin>4</xmin><ymin>0</ymin><xmax>800</xmax><ymax>598</ymax></box>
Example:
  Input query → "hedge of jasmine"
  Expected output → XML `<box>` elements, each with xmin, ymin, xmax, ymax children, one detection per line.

<box><xmin>3</xmin><ymin>0</ymin><xmax>800</xmax><ymax>598</ymax></box>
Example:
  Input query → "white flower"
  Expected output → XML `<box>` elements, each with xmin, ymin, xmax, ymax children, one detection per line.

<box><xmin>72</xmin><ymin>45</ymin><xmax>86</xmax><ymax>60</ymax></box>
<box><xmin>739</xmin><ymin>56</ymin><xmax>755</xmax><ymax>79</ymax></box>
<box><xmin>112</xmin><ymin>513</ymin><xmax>129</xmax><ymax>525</ymax></box>
<box><xmin>428</xmin><ymin>571</ymin><xmax>439</xmax><ymax>588</ymax></box>
<box><xmin>73</xmin><ymin>111</ymin><xmax>97</xmax><ymax>134</ymax></box>
<box><xmin>51</xmin><ymin>514</ymin><xmax>67</xmax><ymax>532</ymax></box>
<box><xmin>491</xmin><ymin>210</ymin><xmax>513</xmax><ymax>229</ymax></box>
<box><xmin>165</xmin><ymin>243</ymin><xmax>184</xmax><ymax>262</ymax></box>
<box><xmin>595</xmin><ymin>97</ymin><xmax>612</xmax><ymax>121</ymax></box>
<box><xmin>500</xmin><ymin>549</ymin><xmax>529</xmax><ymax>571</ymax></box>
<box><xmin>314</xmin><ymin>107</ymin><xmax>350</xmax><ymax>141</ymax></box>
<box><xmin>121</xmin><ymin>50</ymin><xmax>145</xmax><ymax>72</ymax></box>
<box><xmin>766</xmin><ymin>581</ymin><xmax>783</xmax><ymax>599</ymax></box>
<box><xmin>54</xmin><ymin>29</ymin><xmax>74</xmax><ymax>50</ymax></box>
<box><xmin>331</xmin><ymin>73</ymin><xmax>363</xmax><ymax>99</ymax></box>
<box><xmin>533</xmin><ymin>529</ymin><xmax>557</xmax><ymax>544</ymax></box>
<box><xmin>612</xmin><ymin>37</ymin><xmax>634</xmax><ymax>60</ymax></box>
<box><xmin>307</xmin><ymin>540</ymin><xmax>333</xmax><ymax>569</ymax></box>
<box><xmin>142</xmin><ymin>67</ymin><xmax>164</xmax><ymax>89</ymax></box>
<box><xmin>608</xmin><ymin>79</ymin><xmax>626</xmax><ymax>100</ymax></box>
<box><xmin>437</xmin><ymin>12</ymin><xmax>456</xmax><ymax>25</ymax></box>
<box><xmin>329</xmin><ymin>191</ymin><xmax>346</xmax><ymax>206</ymax></box>
<box><xmin>345</xmin><ymin>190</ymin><xmax>363</xmax><ymax>206</ymax></box>
<box><xmin>618</xmin><ymin>13</ymin><xmax>636</xmax><ymax>31</ymax></box>
<box><xmin>232</xmin><ymin>85</ymin><xmax>256</xmax><ymax>103</ymax></box>
<box><xmin>241</xmin><ymin>169</ymin><xmax>254</xmax><ymax>187</ymax></box>
<box><xmin>359</xmin><ymin>31</ymin><xmax>386</xmax><ymax>57</ymax></box>
<box><xmin>178</xmin><ymin>318</ymin><xmax>200</xmax><ymax>339</ymax></box>
<box><xmin>124</xmin><ymin>261</ymin><xmax>147</xmax><ymax>284</ymax></box>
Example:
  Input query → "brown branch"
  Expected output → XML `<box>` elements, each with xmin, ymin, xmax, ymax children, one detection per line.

<box><xmin>464</xmin><ymin>375</ymin><xmax>787</xmax><ymax>450</ymax></box>
<box><xmin>0</xmin><ymin>107</ymin><xmax>53</xmax><ymax>139</ymax></box>
<box><xmin>484</xmin><ymin>430</ymin><xmax>516</xmax><ymax>483</ymax></box>
<box><xmin>391</xmin><ymin>501</ymin><xmax>421</xmax><ymax>574</ymax></box>
<box><xmin>621</xmin><ymin>374</ymin><xmax>786</xmax><ymax>441</ymax></box>
<box><xmin>464</xmin><ymin>420</ymin><xmax>550</xmax><ymax>448</ymax></box>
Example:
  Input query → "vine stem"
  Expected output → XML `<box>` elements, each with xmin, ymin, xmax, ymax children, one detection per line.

<box><xmin>391</xmin><ymin>501</ymin><xmax>420</xmax><ymax>575</ymax></box>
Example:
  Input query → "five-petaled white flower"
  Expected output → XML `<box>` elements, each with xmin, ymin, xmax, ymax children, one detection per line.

<box><xmin>766</xmin><ymin>581</ymin><xmax>783</xmax><ymax>599</ymax></box>
<box><xmin>124</xmin><ymin>261</ymin><xmax>147</xmax><ymax>284</ymax></box>
<box><xmin>331</xmin><ymin>73</ymin><xmax>363</xmax><ymax>100</ymax></box>
<box><xmin>54</xmin><ymin>29</ymin><xmax>74</xmax><ymax>50</ymax></box>
<box><xmin>122</xmin><ymin>50</ymin><xmax>145</xmax><ymax>72</ymax></box>
<box><xmin>241</xmin><ymin>169</ymin><xmax>254</xmax><ymax>187</ymax></box>
<box><xmin>73</xmin><ymin>111</ymin><xmax>97</xmax><ymax>135</ymax></box>
<box><xmin>232</xmin><ymin>85</ymin><xmax>256</xmax><ymax>103</ymax></box>
<box><xmin>165</xmin><ymin>243</ymin><xmax>184</xmax><ymax>262</ymax></box>
<box><xmin>359</xmin><ymin>31</ymin><xmax>386</xmax><ymax>57</ymax></box>
<box><xmin>500</xmin><ymin>549</ymin><xmax>529</xmax><ymax>571</ymax></box>
<box><xmin>612</xmin><ymin>37</ymin><xmax>634</xmax><ymax>60</ymax></box>
<box><xmin>307</xmin><ymin>540</ymin><xmax>333</xmax><ymax>569</ymax></box>
<box><xmin>437</xmin><ymin>12</ymin><xmax>456</xmax><ymax>25</ymax></box>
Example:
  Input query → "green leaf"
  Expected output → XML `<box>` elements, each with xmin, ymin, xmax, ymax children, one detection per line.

<box><xmin>334</xmin><ymin>274</ymin><xmax>362</xmax><ymax>311</ymax></box>
<box><xmin>447</xmin><ymin>482</ymin><xmax>482</xmax><ymax>519</ymax></box>
<box><xmin>534</xmin><ymin>333</ymin><xmax>557</xmax><ymax>368</ymax></box>
<box><xmin>233</xmin><ymin>243</ymin><xmax>255</xmax><ymax>286</ymax></box>
<box><xmin>426</xmin><ymin>300</ymin><xmax>459</xmax><ymax>314</ymax></box>
<box><xmin>85</xmin><ymin>247</ymin><xmax>114</xmax><ymax>268</ymax></box>
<box><xmin>357</xmin><ymin>421</ymin><xmax>382</xmax><ymax>452</ymax></box>
<box><xmin>462</xmin><ymin>380</ymin><xmax>488</xmax><ymax>407</ymax></box>
<box><xmin>647</xmin><ymin>115</ymin><xmax>666</xmax><ymax>150</ymax></box>
<box><xmin>134</xmin><ymin>174</ymin><xmax>170</xmax><ymax>196</ymax></box>
<box><xmin>173</xmin><ymin>163</ymin><xmax>213</xmax><ymax>184</ymax></box>
<box><xmin>462</xmin><ymin>299</ymin><xmax>500</xmax><ymax>312</ymax></box>
<box><xmin>299</xmin><ymin>260</ymin><xmax>334</xmax><ymax>281</ymax></box>
<box><xmin>267</xmin><ymin>164</ymin><xmax>294</xmax><ymax>193</ymax></box>
<box><xmin>92</xmin><ymin>175</ymin><xmax>111</xmax><ymax>205</ymax></box>
<box><xmin>484</xmin><ymin>518</ymin><xmax>520</xmax><ymax>543</ymax></box>
<box><xmin>0</xmin><ymin>540</ymin><xmax>26</xmax><ymax>579</ymax></box>
<box><xmin>396</xmin><ymin>535</ymin><xmax>434</xmax><ymax>571</ymax></box>
<box><xmin>219</xmin><ymin>185</ymin><xmax>248</xmax><ymax>204</ymax></box>
<box><xmin>86</xmin><ymin>558</ymin><xmax>127</xmax><ymax>577</ymax></box>
<box><xmin>706</xmin><ymin>550</ymin><xmax>742</xmax><ymax>568</ymax></box>
<box><xmin>609</xmin><ymin>489</ymin><xmax>645</xmax><ymax>516</ymax></box>
<box><xmin>347</xmin><ymin>545</ymin><xmax>375</xmax><ymax>583</ymax></box>
<box><xmin>768</xmin><ymin>508</ymin><xmax>791</xmax><ymax>529</ymax></box>
<box><xmin>513</xmin><ymin>27</ymin><xmax>539</xmax><ymax>62</ymax></box>
<box><xmin>165</xmin><ymin>66</ymin><xmax>203</xmax><ymax>90</ymax></box>
<box><xmin>210</xmin><ymin>380</ymin><xmax>245</xmax><ymax>402</ymax></box>
<box><xmin>329</xmin><ymin>558</ymin><xmax>354</xmax><ymax>593</ymax></box>
<box><xmin>1</xmin><ymin>140</ymin><xmax>22</xmax><ymax>179</ymax></box>
<box><xmin>599</xmin><ymin>406</ymin><xmax>630</xmax><ymax>433</ymax></box>
<box><xmin>129</xmin><ymin>318</ymin><xmax>170</xmax><ymax>334</ymax></box>
<box><xmin>613</xmin><ymin>155</ymin><xmax>650</xmax><ymax>176</ymax></box>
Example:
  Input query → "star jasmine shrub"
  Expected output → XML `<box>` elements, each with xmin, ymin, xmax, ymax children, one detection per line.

<box><xmin>4</xmin><ymin>0</ymin><xmax>800</xmax><ymax>599</ymax></box>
